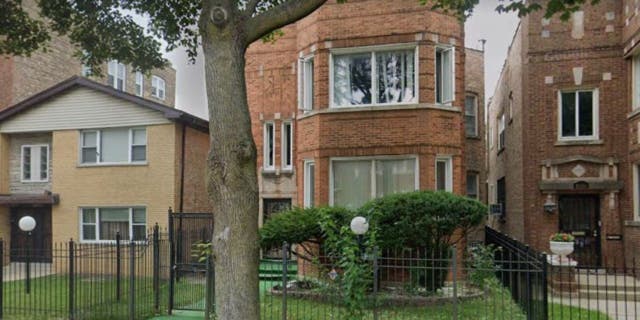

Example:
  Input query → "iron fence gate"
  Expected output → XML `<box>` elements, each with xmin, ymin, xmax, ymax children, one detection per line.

<box><xmin>168</xmin><ymin>209</ymin><xmax>214</xmax><ymax>314</ymax></box>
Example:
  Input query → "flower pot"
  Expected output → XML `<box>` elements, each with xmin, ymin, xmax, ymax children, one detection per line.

<box><xmin>549</xmin><ymin>241</ymin><xmax>574</xmax><ymax>257</ymax></box>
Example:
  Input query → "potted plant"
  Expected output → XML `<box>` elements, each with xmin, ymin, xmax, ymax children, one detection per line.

<box><xmin>549</xmin><ymin>233</ymin><xmax>575</xmax><ymax>259</ymax></box>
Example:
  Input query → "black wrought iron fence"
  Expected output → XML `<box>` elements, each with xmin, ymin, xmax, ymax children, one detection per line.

<box><xmin>0</xmin><ymin>225</ymin><xmax>171</xmax><ymax>320</ymax></box>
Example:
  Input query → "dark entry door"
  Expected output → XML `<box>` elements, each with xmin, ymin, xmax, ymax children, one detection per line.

<box><xmin>558</xmin><ymin>195</ymin><xmax>601</xmax><ymax>267</ymax></box>
<box><xmin>10</xmin><ymin>206</ymin><xmax>52</xmax><ymax>263</ymax></box>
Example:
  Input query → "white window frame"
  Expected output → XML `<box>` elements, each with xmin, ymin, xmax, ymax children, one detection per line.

<box><xmin>328</xmin><ymin>155</ymin><xmax>420</xmax><ymax>206</ymax></box>
<box><xmin>465</xmin><ymin>94</ymin><xmax>478</xmax><ymax>137</ymax></box>
<box><xmin>435</xmin><ymin>45</ymin><xmax>456</xmax><ymax>105</ymax></box>
<box><xmin>634</xmin><ymin>55</ymin><xmax>640</xmax><ymax>110</ymax></box>
<box><xmin>635</xmin><ymin>164</ymin><xmax>640</xmax><ymax>220</ymax></box>
<box><xmin>298</xmin><ymin>55</ymin><xmax>314</xmax><ymax>111</ymax></box>
<box><xmin>79</xmin><ymin>207</ymin><xmax>147</xmax><ymax>243</ymax></box>
<box><xmin>498</xmin><ymin>113</ymin><xmax>506</xmax><ymax>150</ymax></box>
<box><xmin>107</xmin><ymin>60</ymin><xmax>126</xmax><ymax>90</ymax></box>
<box><xmin>79</xmin><ymin>127</ymin><xmax>147</xmax><ymax>165</ymax></box>
<box><xmin>329</xmin><ymin>43</ymin><xmax>419</xmax><ymax>108</ymax></box>
<box><xmin>557</xmin><ymin>89</ymin><xmax>599</xmax><ymax>142</ymax></box>
<box><xmin>20</xmin><ymin>144</ymin><xmax>49</xmax><ymax>183</ymax></box>
<box><xmin>151</xmin><ymin>75</ymin><xmax>166</xmax><ymax>100</ymax></box>
<box><xmin>303</xmin><ymin>160</ymin><xmax>315</xmax><ymax>208</ymax></box>
<box><xmin>263</xmin><ymin>122</ymin><xmax>276</xmax><ymax>171</ymax></box>
<box><xmin>135</xmin><ymin>71</ymin><xmax>144</xmax><ymax>96</ymax></box>
<box><xmin>435</xmin><ymin>156</ymin><xmax>453</xmax><ymax>192</ymax></box>
<box><xmin>281</xmin><ymin>121</ymin><xmax>293</xmax><ymax>170</ymax></box>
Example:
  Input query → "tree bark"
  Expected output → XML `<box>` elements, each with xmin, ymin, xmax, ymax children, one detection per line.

<box><xmin>200</xmin><ymin>5</ymin><xmax>259</xmax><ymax>320</ymax></box>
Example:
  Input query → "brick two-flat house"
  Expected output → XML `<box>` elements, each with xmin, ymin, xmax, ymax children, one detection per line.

<box><xmin>0</xmin><ymin>76</ymin><xmax>210</xmax><ymax>262</ymax></box>
<box><xmin>487</xmin><ymin>0</ymin><xmax>640</xmax><ymax>268</ymax></box>
<box><xmin>245</xmin><ymin>0</ymin><xmax>486</xmax><ymax>229</ymax></box>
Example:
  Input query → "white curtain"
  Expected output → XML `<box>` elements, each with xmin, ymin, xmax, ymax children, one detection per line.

<box><xmin>375</xmin><ymin>159</ymin><xmax>416</xmax><ymax>197</ymax></box>
<box><xmin>101</xmin><ymin>128</ymin><xmax>129</xmax><ymax>162</ymax></box>
<box><xmin>333</xmin><ymin>53</ymin><xmax>371</xmax><ymax>106</ymax></box>
<box><xmin>376</xmin><ymin>50</ymin><xmax>415</xmax><ymax>104</ymax></box>
<box><xmin>333</xmin><ymin>160</ymin><xmax>372</xmax><ymax>209</ymax></box>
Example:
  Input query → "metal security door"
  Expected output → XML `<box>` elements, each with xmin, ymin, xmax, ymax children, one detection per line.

<box><xmin>558</xmin><ymin>195</ymin><xmax>601</xmax><ymax>267</ymax></box>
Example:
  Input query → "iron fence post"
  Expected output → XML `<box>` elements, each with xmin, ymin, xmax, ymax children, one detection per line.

<box><xmin>373</xmin><ymin>246</ymin><xmax>379</xmax><ymax>320</ymax></box>
<box><xmin>25</xmin><ymin>231</ymin><xmax>31</xmax><ymax>294</ymax></box>
<box><xmin>69</xmin><ymin>239</ymin><xmax>75</xmax><ymax>320</ymax></box>
<box><xmin>168</xmin><ymin>208</ymin><xmax>175</xmax><ymax>314</ymax></box>
<box><xmin>0</xmin><ymin>239</ymin><xmax>4</xmax><ymax>319</ymax></box>
<box><xmin>205</xmin><ymin>255</ymin><xmax>213</xmax><ymax>319</ymax></box>
<box><xmin>129</xmin><ymin>241</ymin><xmax>135</xmax><ymax>320</ymax></box>
<box><xmin>541</xmin><ymin>253</ymin><xmax>549</xmax><ymax>320</ymax></box>
<box><xmin>282</xmin><ymin>242</ymin><xmax>288</xmax><ymax>320</ymax></box>
<box><xmin>153</xmin><ymin>224</ymin><xmax>160</xmax><ymax>313</ymax></box>
<box><xmin>451</xmin><ymin>245</ymin><xmax>458</xmax><ymax>320</ymax></box>
<box><xmin>116</xmin><ymin>232</ymin><xmax>121</xmax><ymax>302</ymax></box>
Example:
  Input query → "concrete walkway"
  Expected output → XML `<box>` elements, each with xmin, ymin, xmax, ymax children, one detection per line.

<box><xmin>149</xmin><ymin>310</ymin><xmax>205</xmax><ymax>320</ymax></box>
<box><xmin>3</xmin><ymin>262</ymin><xmax>54</xmax><ymax>281</ymax></box>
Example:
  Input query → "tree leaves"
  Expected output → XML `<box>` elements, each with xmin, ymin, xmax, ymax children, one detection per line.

<box><xmin>0</xmin><ymin>0</ymin><xmax>50</xmax><ymax>56</ymax></box>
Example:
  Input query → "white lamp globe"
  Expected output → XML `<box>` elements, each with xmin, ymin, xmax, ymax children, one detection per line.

<box><xmin>350</xmin><ymin>216</ymin><xmax>369</xmax><ymax>235</ymax></box>
<box><xmin>18</xmin><ymin>216</ymin><xmax>36</xmax><ymax>232</ymax></box>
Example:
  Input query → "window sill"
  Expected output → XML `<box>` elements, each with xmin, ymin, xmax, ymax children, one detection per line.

<box><xmin>262</xmin><ymin>168</ymin><xmax>294</xmax><ymax>176</ymax></box>
<box><xmin>628</xmin><ymin>108</ymin><xmax>640</xmax><ymax>120</ymax></box>
<box><xmin>466</xmin><ymin>135</ymin><xmax>481</xmax><ymax>140</ymax></box>
<box><xmin>78</xmin><ymin>162</ymin><xmax>148</xmax><ymax>168</ymax></box>
<box><xmin>298</xmin><ymin>103</ymin><xmax>460</xmax><ymax>119</ymax></box>
<box><xmin>20</xmin><ymin>180</ymin><xmax>49</xmax><ymax>183</ymax></box>
<box><xmin>555</xmin><ymin>139</ymin><xmax>603</xmax><ymax>146</ymax></box>
<box><xmin>624</xmin><ymin>220</ymin><xmax>640</xmax><ymax>228</ymax></box>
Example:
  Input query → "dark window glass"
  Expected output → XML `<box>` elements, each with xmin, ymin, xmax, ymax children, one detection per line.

<box><xmin>561</xmin><ymin>92</ymin><xmax>576</xmax><ymax>137</ymax></box>
<box><xmin>578</xmin><ymin>91</ymin><xmax>593</xmax><ymax>136</ymax></box>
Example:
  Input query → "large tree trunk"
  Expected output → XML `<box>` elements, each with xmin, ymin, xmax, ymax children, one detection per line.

<box><xmin>201</xmin><ymin>12</ymin><xmax>260</xmax><ymax>320</ymax></box>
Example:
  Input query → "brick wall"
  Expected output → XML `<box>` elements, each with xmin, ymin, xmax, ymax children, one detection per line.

<box><xmin>179</xmin><ymin>125</ymin><xmax>212</xmax><ymax>213</ymax></box>
<box><xmin>246</xmin><ymin>0</ymin><xmax>471</xmax><ymax>213</ymax></box>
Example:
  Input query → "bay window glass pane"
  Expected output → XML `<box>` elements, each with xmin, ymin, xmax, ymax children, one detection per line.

<box><xmin>441</xmin><ymin>49</ymin><xmax>453</xmax><ymax>102</ymax></box>
<box><xmin>99</xmin><ymin>208</ymin><xmax>130</xmax><ymax>240</ymax></box>
<box><xmin>333</xmin><ymin>160</ymin><xmax>372</xmax><ymax>209</ymax></box>
<box><xmin>101</xmin><ymin>128</ymin><xmax>129</xmax><ymax>162</ymax></box>
<box><xmin>333</xmin><ymin>53</ymin><xmax>372</xmax><ymax>106</ymax></box>
<box><xmin>578</xmin><ymin>91</ymin><xmax>593</xmax><ymax>136</ymax></box>
<box><xmin>375</xmin><ymin>159</ymin><xmax>416</xmax><ymax>197</ymax></box>
<box><xmin>376</xmin><ymin>50</ymin><xmax>415</xmax><ymax>104</ymax></box>
<box><xmin>561</xmin><ymin>92</ymin><xmax>576</xmax><ymax>137</ymax></box>
<box><xmin>436</xmin><ymin>160</ymin><xmax>447</xmax><ymax>191</ymax></box>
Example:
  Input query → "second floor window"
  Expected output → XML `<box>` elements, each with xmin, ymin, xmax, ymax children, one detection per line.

<box><xmin>22</xmin><ymin>145</ymin><xmax>48</xmax><ymax>182</ymax></box>
<box><xmin>281</xmin><ymin>122</ymin><xmax>293</xmax><ymax>170</ymax></box>
<box><xmin>498</xmin><ymin>113</ymin><xmax>506</xmax><ymax>150</ymax></box>
<box><xmin>135</xmin><ymin>72</ymin><xmax>144</xmax><ymax>96</ymax></box>
<box><xmin>81</xmin><ymin>128</ymin><xmax>147</xmax><ymax>164</ymax></box>
<box><xmin>299</xmin><ymin>57</ymin><xmax>314</xmax><ymax>111</ymax></box>
<box><xmin>151</xmin><ymin>76</ymin><xmax>166</xmax><ymax>100</ymax></box>
<box><xmin>465</xmin><ymin>94</ymin><xmax>478</xmax><ymax>137</ymax></box>
<box><xmin>435</xmin><ymin>46</ymin><xmax>455</xmax><ymax>104</ymax></box>
<box><xmin>559</xmin><ymin>89</ymin><xmax>598</xmax><ymax>140</ymax></box>
<box><xmin>263</xmin><ymin>122</ymin><xmax>275</xmax><ymax>170</ymax></box>
<box><xmin>332</xmin><ymin>47</ymin><xmax>416</xmax><ymax>107</ymax></box>
<box><xmin>107</xmin><ymin>60</ymin><xmax>126</xmax><ymax>91</ymax></box>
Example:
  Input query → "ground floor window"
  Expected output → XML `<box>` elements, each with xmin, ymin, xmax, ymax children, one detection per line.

<box><xmin>81</xmin><ymin>207</ymin><xmax>146</xmax><ymax>242</ymax></box>
<box><xmin>435</xmin><ymin>156</ymin><xmax>453</xmax><ymax>192</ymax></box>
<box><xmin>304</xmin><ymin>161</ymin><xmax>315</xmax><ymax>208</ymax></box>
<box><xmin>331</xmin><ymin>157</ymin><xmax>418</xmax><ymax>209</ymax></box>
<box><xmin>466</xmin><ymin>172</ymin><xmax>479</xmax><ymax>199</ymax></box>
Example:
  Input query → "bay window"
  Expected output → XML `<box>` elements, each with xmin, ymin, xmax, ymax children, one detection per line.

<box><xmin>435</xmin><ymin>156</ymin><xmax>453</xmax><ymax>192</ymax></box>
<box><xmin>80</xmin><ymin>127</ymin><xmax>147</xmax><ymax>164</ymax></box>
<box><xmin>21</xmin><ymin>145</ymin><xmax>49</xmax><ymax>182</ymax></box>
<box><xmin>435</xmin><ymin>46</ymin><xmax>455</xmax><ymax>104</ymax></box>
<box><xmin>81</xmin><ymin>207</ymin><xmax>146</xmax><ymax>242</ymax></box>
<box><xmin>331</xmin><ymin>157</ymin><xmax>417</xmax><ymax>209</ymax></box>
<box><xmin>559</xmin><ymin>89</ymin><xmax>598</xmax><ymax>141</ymax></box>
<box><xmin>331</xmin><ymin>46</ymin><xmax>417</xmax><ymax>107</ymax></box>
<box><xmin>299</xmin><ymin>56</ymin><xmax>314</xmax><ymax>111</ymax></box>
<box><xmin>304</xmin><ymin>160</ymin><xmax>315</xmax><ymax>208</ymax></box>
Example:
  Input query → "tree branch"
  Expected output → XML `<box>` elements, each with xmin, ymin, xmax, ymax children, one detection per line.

<box><xmin>244</xmin><ymin>0</ymin><xmax>327</xmax><ymax>45</ymax></box>
<box><xmin>245</xmin><ymin>0</ymin><xmax>261</xmax><ymax>17</ymax></box>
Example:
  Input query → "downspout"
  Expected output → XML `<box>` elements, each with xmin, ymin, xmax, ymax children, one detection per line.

<box><xmin>179</xmin><ymin>123</ymin><xmax>186</xmax><ymax>212</ymax></box>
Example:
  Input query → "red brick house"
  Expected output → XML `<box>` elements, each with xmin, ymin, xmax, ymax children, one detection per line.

<box><xmin>245</xmin><ymin>0</ymin><xmax>485</xmax><ymax>232</ymax></box>
<box><xmin>487</xmin><ymin>0</ymin><xmax>640</xmax><ymax>268</ymax></box>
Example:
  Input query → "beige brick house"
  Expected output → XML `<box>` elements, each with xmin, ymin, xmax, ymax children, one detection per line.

<box><xmin>0</xmin><ymin>76</ymin><xmax>209</xmax><ymax>262</ymax></box>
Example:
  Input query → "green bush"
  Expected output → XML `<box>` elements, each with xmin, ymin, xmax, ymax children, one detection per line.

<box><xmin>361</xmin><ymin>190</ymin><xmax>487</xmax><ymax>249</ymax></box>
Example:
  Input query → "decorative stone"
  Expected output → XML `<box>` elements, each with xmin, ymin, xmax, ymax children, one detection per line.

<box><xmin>606</xmin><ymin>25</ymin><xmax>615</xmax><ymax>33</ymax></box>
<box><xmin>542</xmin><ymin>30</ymin><xmax>550</xmax><ymax>38</ymax></box>
<box><xmin>603</xmin><ymin>72</ymin><xmax>612</xmax><ymax>81</ymax></box>
<box><xmin>545</xmin><ymin>76</ymin><xmax>554</xmax><ymax>84</ymax></box>
<box><xmin>573</xmin><ymin>67</ymin><xmax>583</xmax><ymax>86</ymax></box>
<box><xmin>572</xmin><ymin>164</ymin><xmax>586</xmax><ymax>177</ymax></box>
<box><xmin>606</xmin><ymin>12</ymin><xmax>615</xmax><ymax>20</ymax></box>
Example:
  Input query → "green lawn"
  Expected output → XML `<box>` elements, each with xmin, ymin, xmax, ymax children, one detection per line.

<box><xmin>549</xmin><ymin>303</ymin><xmax>612</xmax><ymax>320</ymax></box>
<box><xmin>0</xmin><ymin>275</ymin><xmax>205</xmax><ymax>320</ymax></box>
